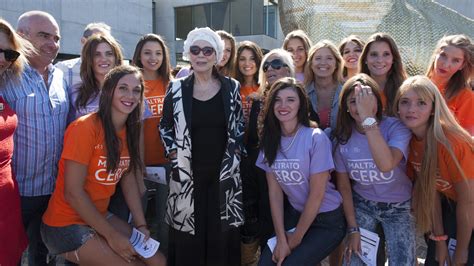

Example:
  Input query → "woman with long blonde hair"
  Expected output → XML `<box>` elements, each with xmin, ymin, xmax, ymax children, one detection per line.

<box><xmin>395</xmin><ymin>75</ymin><xmax>474</xmax><ymax>265</ymax></box>
<box><xmin>426</xmin><ymin>34</ymin><xmax>474</xmax><ymax>135</ymax></box>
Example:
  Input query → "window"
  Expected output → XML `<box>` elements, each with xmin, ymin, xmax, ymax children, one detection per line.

<box><xmin>175</xmin><ymin>0</ymin><xmax>277</xmax><ymax>39</ymax></box>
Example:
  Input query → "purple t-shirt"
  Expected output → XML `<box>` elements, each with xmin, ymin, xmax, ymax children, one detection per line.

<box><xmin>295</xmin><ymin>72</ymin><xmax>305</xmax><ymax>83</ymax></box>
<box><xmin>256</xmin><ymin>126</ymin><xmax>342</xmax><ymax>213</ymax></box>
<box><xmin>67</xmin><ymin>83</ymin><xmax>100</xmax><ymax>124</ymax></box>
<box><xmin>334</xmin><ymin>117</ymin><xmax>412</xmax><ymax>203</ymax></box>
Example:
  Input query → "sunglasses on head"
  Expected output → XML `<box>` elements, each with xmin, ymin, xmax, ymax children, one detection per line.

<box><xmin>189</xmin><ymin>46</ymin><xmax>215</xmax><ymax>56</ymax></box>
<box><xmin>263</xmin><ymin>59</ymin><xmax>288</xmax><ymax>72</ymax></box>
<box><xmin>0</xmin><ymin>48</ymin><xmax>20</xmax><ymax>62</ymax></box>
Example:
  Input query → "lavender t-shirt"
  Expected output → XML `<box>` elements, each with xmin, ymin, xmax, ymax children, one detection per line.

<box><xmin>67</xmin><ymin>83</ymin><xmax>100</xmax><ymax>124</ymax></box>
<box><xmin>334</xmin><ymin>117</ymin><xmax>412</xmax><ymax>203</ymax></box>
<box><xmin>256</xmin><ymin>126</ymin><xmax>342</xmax><ymax>213</ymax></box>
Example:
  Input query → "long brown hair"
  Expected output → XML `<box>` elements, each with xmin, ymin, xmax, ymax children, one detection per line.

<box><xmin>332</xmin><ymin>73</ymin><xmax>383</xmax><ymax>145</ymax></box>
<box><xmin>338</xmin><ymin>35</ymin><xmax>365</xmax><ymax>78</ymax></box>
<box><xmin>260</xmin><ymin>77</ymin><xmax>311</xmax><ymax>166</ymax></box>
<box><xmin>233</xmin><ymin>41</ymin><xmax>263</xmax><ymax>85</ymax></box>
<box><xmin>98</xmin><ymin>65</ymin><xmax>144</xmax><ymax>175</ymax></box>
<box><xmin>282</xmin><ymin>29</ymin><xmax>313</xmax><ymax>72</ymax></box>
<box><xmin>216</xmin><ymin>30</ymin><xmax>236</xmax><ymax>76</ymax></box>
<box><xmin>132</xmin><ymin>33</ymin><xmax>172</xmax><ymax>85</ymax></box>
<box><xmin>359</xmin><ymin>33</ymin><xmax>407</xmax><ymax>116</ymax></box>
<box><xmin>77</xmin><ymin>34</ymin><xmax>123</xmax><ymax>109</ymax></box>
<box><xmin>394</xmin><ymin>75</ymin><xmax>473</xmax><ymax>233</ymax></box>
<box><xmin>426</xmin><ymin>35</ymin><xmax>474</xmax><ymax>99</ymax></box>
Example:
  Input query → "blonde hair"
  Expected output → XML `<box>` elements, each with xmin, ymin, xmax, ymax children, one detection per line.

<box><xmin>426</xmin><ymin>35</ymin><xmax>474</xmax><ymax>99</ymax></box>
<box><xmin>282</xmin><ymin>29</ymin><xmax>312</xmax><ymax>71</ymax></box>
<box><xmin>0</xmin><ymin>18</ymin><xmax>35</xmax><ymax>85</ymax></box>
<box><xmin>394</xmin><ymin>75</ymin><xmax>473</xmax><ymax>233</ymax></box>
<box><xmin>257</xmin><ymin>49</ymin><xmax>295</xmax><ymax>96</ymax></box>
<box><xmin>304</xmin><ymin>40</ymin><xmax>343</xmax><ymax>87</ymax></box>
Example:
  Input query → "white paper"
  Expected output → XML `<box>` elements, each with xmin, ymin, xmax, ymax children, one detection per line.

<box><xmin>267</xmin><ymin>228</ymin><xmax>296</xmax><ymax>253</ymax></box>
<box><xmin>444</xmin><ymin>238</ymin><xmax>456</xmax><ymax>266</ymax></box>
<box><xmin>145</xmin><ymin>166</ymin><xmax>167</xmax><ymax>185</ymax></box>
<box><xmin>129</xmin><ymin>228</ymin><xmax>160</xmax><ymax>258</ymax></box>
<box><xmin>357</xmin><ymin>228</ymin><xmax>380</xmax><ymax>266</ymax></box>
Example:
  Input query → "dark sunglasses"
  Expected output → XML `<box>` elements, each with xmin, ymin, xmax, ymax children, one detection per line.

<box><xmin>0</xmin><ymin>48</ymin><xmax>20</xmax><ymax>62</ymax></box>
<box><xmin>263</xmin><ymin>59</ymin><xmax>288</xmax><ymax>72</ymax></box>
<box><xmin>189</xmin><ymin>46</ymin><xmax>215</xmax><ymax>56</ymax></box>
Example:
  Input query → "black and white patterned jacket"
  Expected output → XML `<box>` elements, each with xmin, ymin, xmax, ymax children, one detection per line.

<box><xmin>159</xmin><ymin>73</ymin><xmax>245</xmax><ymax>234</ymax></box>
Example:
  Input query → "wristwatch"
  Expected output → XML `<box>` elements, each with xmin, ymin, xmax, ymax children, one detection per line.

<box><xmin>361</xmin><ymin>117</ymin><xmax>378</xmax><ymax>129</ymax></box>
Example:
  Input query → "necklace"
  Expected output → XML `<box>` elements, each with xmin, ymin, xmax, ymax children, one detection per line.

<box><xmin>316</xmin><ymin>86</ymin><xmax>337</xmax><ymax>129</ymax></box>
<box><xmin>281</xmin><ymin>126</ymin><xmax>301</xmax><ymax>152</ymax></box>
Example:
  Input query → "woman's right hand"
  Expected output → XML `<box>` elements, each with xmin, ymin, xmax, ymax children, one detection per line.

<box><xmin>435</xmin><ymin>240</ymin><xmax>449</xmax><ymax>266</ymax></box>
<box><xmin>273</xmin><ymin>238</ymin><xmax>291</xmax><ymax>266</ymax></box>
<box><xmin>106</xmin><ymin>231</ymin><xmax>137</xmax><ymax>263</ymax></box>
<box><xmin>345</xmin><ymin>233</ymin><xmax>361</xmax><ymax>265</ymax></box>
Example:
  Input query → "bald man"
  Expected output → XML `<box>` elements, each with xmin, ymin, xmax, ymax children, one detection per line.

<box><xmin>1</xmin><ymin>11</ymin><xmax>68</xmax><ymax>266</ymax></box>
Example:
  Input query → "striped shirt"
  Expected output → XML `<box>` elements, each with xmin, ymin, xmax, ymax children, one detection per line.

<box><xmin>55</xmin><ymin>57</ymin><xmax>82</xmax><ymax>93</ymax></box>
<box><xmin>1</xmin><ymin>64</ymin><xmax>69</xmax><ymax>196</ymax></box>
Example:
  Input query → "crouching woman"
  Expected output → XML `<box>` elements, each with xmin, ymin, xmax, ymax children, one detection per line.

<box><xmin>40</xmin><ymin>65</ymin><xmax>166</xmax><ymax>265</ymax></box>
<box><xmin>257</xmin><ymin>77</ymin><xmax>345</xmax><ymax>266</ymax></box>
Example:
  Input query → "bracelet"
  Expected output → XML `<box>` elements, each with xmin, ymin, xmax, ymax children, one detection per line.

<box><xmin>347</xmin><ymin>226</ymin><xmax>360</xmax><ymax>235</ymax></box>
<box><xmin>136</xmin><ymin>224</ymin><xmax>147</xmax><ymax>229</ymax></box>
<box><xmin>428</xmin><ymin>233</ymin><xmax>448</xmax><ymax>241</ymax></box>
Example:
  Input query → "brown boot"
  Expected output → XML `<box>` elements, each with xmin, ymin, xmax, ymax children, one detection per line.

<box><xmin>241</xmin><ymin>239</ymin><xmax>260</xmax><ymax>266</ymax></box>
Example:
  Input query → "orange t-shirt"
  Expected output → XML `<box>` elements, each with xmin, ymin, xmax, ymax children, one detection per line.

<box><xmin>444</xmin><ymin>88</ymin><xmax>474</xmax><ymax>135</ymax></box>
<box><xmin>43</xmin><ymin>113</ymin><xmax>130</xmax><ymax>226</ymax></box>
<box><xmin>433</xmin><ymin>80</ymin><xmax>474</xmax><ymax>135</ymax></box>
<box><xmin>407</xmin><ymin>136</ymin><xmax>474</xmax><ymax>201</ymax></box>
<box><xmin>240</xmin><ymin>84</ymin><xmax>259</xmax><ymax>124</ymax></box>
<box><xmin>143</xmin><ymin>79</ymin><xmax>168</xmax><ymax>165</ymax></box>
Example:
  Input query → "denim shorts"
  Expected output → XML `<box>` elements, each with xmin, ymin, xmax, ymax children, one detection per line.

<box><xmin>40</xmin><ymin>222</ymin><xmax>97</xmax><ymax>255</ymax></box>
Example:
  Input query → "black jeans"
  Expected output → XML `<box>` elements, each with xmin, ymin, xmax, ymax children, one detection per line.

<box><xmin>258</xmin><ymin>204</ymin><xmax>346</xmax><ymax>266</ymax></box>
<box><xmin>425</xmin><ymin>197</ymin><xmax>474</xmax><ymax>265</ymax></box>
<box><xmin>21</xmin><ymin>195</ymin><xmax>51</xmax><ymax>266</ymax></box>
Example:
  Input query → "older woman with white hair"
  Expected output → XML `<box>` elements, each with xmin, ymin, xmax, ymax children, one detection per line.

<box><xmin>159</xmin><ymin>27</ymin><xmax>245</xmax><ymax>266</ymax></box>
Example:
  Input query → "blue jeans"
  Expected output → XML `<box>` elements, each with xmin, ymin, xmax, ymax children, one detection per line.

<box><xmin>258</xmin><ymin>205</ymin><xmax>346</xmax><ymax>266</ymax></box>
<box><xmin>21</xmin><ymin>195</ymin><xmax>51</xmax><ymax>266</ymax></box>
<box><xmin>347</xmin><ymin>192</ymin><xmax>416</xmax><ymax>266</ymax></box>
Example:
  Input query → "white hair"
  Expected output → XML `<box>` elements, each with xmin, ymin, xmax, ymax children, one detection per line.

<box><xmin>182</xmin><ymin>27</ymin><xmax>224</xmax><ymax>64</ymax></box>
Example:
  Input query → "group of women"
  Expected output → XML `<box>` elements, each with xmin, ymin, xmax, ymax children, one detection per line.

<box><xmin>1</xmin><ymin>14</ymin><xmax>473</xmax><ymax>266</ymax></box>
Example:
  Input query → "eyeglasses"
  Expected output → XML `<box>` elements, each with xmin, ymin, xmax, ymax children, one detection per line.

<box><xmin>263</xmin><ymin>59</ymin><xmax>288</xmax><ymax>72</ymax></box>
<box><xmin>189</xmin><ymin>46</ymin><xmax>215</xmax><ymax>56</ymax></box>
<box><xmin>0</xmin><ymin>48</ymin><xmax>20</xmax><ymax>62</ymax></box>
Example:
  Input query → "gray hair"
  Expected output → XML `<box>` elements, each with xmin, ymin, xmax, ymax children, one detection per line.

<box><xmin>83</xmin><ymin>22</ymin><xmax>111</xmax><ymax>38</ymax></box>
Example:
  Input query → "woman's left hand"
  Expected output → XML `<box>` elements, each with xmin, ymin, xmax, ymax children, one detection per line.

<box><xmin>355</xmin><ymin>83</ymin><xmax>377</xmax><ymax>120</ymax></box>
<box><xmin>285</xmin><ymin>231</ymin><xmax>302</xmax><ymax>250</ymax></box>
<box><xmin>137</xmin><ymin>225</ymin><xmax>151</xmax><ymax>242</ymax></box>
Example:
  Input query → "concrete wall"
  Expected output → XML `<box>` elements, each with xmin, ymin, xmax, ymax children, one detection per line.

<box><xmin>0</xmin><ymin>0</ymin><xmax>153</xmax><ymax>59</ymax></box>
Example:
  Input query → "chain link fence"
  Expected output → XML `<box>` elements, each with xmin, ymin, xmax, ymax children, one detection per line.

<box><xmin>279</xmin><ymin>0</ymin><xmax>474</xmax><ymax>75</ymax></box>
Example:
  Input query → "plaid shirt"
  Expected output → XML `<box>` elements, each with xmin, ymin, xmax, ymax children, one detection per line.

<box><xmin>1</xmin><ymin>64</ymin><xmax>69</xmax><ymax>196</ymax></box>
